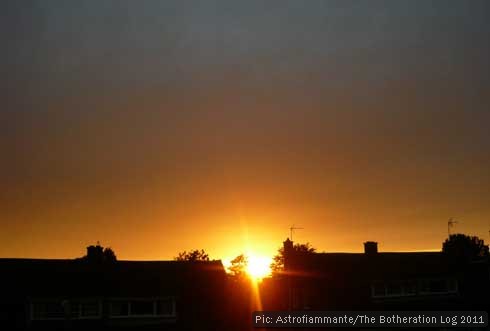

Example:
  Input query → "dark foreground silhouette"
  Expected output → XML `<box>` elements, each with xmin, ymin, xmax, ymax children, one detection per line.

<box><xmin>1</xmin><ymin>235</ymin><xmax>489</xmax><ymax>330</ymax></box>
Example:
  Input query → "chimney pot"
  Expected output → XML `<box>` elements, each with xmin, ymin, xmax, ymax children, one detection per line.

<box><xmin>364</xmin><ymin>241</ymin><xmax>378</xmax><ymax>254</ymax></box>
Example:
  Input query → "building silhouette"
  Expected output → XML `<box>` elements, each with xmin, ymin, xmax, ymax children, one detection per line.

<box><xmin>0</xmin><ymin>246</ymin><xmax>227</xmax><ymax>330</ymax></box>
<box><xmin>273</xmin><ymin>238</ymin><xmax>489</xmax><ymax>312</ymax></box>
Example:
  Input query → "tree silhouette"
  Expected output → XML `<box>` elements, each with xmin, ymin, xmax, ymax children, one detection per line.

<box><xmin>270</xmin><ymin>242</ymin><xmax>316</xmax><ymax>275</ymax></box>
<box><xmin>228</xmin><ymin>254</ymin><xmax>248</xmax><ymax>278</ymax></box>
<box><xmin>174</xmin><ymin>249</ymin><xmax>210</xmax><ymax>261</ymax></box>
<box><xmin>442</xmin><ymin>233</ymin><xmax>489</xmax><ymax>261</ymax></box>
<box><xmin>103</xmin><ymin>247</ymin><xmax>117</xmax><ymax>262</ymax></box>
<box><xmin>80</xmin><ymin>243</ymin><xmax>117</xmax><ymax>263</ymax></box>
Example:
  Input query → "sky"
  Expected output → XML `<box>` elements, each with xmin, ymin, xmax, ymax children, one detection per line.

<box><xmin>1</xmin><ymin>0</ymin><xmax>490</xmax><ymax>262</ymax></box>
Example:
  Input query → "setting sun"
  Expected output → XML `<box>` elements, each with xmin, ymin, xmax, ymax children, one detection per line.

<box><xmin>246</xmin><ymin>255</ymin><xmax>271</xmax><ymax>280</ymax></box>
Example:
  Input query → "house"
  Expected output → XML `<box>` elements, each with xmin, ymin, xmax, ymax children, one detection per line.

<box><xmin>0</xmin><ymin>251</ymin><xmax>227</xmax><ymax>330</ymax></box>
<box><xmin>266</xmin><ymin>238</ymin><xmax>489</xmax><ymax>311</ymax></box>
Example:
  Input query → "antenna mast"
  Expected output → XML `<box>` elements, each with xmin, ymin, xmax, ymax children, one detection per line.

<box><xmin>289</xmin><ymin>225</ymin><xmax>304</xmax><ymax>241</ymax></box>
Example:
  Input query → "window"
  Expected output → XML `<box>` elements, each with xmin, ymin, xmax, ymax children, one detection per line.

<box><xmin>109</xmin><ymin>298</ymin><xmax>176</xmax><ymax>318</ymax></box>
<box><xmin>420</xmin><ymin>278</ymin><xmax>458</xmax><ymax>295</ymax></box>
<box><xmin>110</xmin><ymin>301</ymin><xmax>129</xmax><ymax>317</ymax></box>
<box><xmin>372</xmin><ymin>278</ymin><xmax>458</xmax><ymax>299</ymax></box>
<box><xmin>32</xmin><ymin>299</ymin><xmax>102</xmax><ymax>320</ymax></box>
<box><xmin>70</xmin><ymin>301</ymin><xmax>101</xmax><ymax>319</ymax></box>
<box><xmin>386</xmin><ymin>282</ymin><xmax>403</xmax><ymax>296</ymax></box>
<box><xmin>31</xmin><ymin>301</ymin><xmax>65</xmax><ymax>320</ymax></box>
<box><xmin>403</xmin><ymin>281</ymin><xmax>417</xmax><ymax>295</ymax></box>
<box><xmin>156</xmin><ymin>298</ymin><xmax>174</xmax><ymax>316</ymax></box>
<box><xmin>372</xmin><ymin>281</ymin><xmax>407</xmax><ymax>298</ymax></box>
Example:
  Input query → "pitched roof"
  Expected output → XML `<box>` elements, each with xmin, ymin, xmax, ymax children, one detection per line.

<box><xmin>288</xmin><ymin>251</ymin><xmax>456</xmax><ymax>280</ymax></box>
<box><xmin>0</xmin><ymin>258</ymin><xmax>226</xmax><ymax>299</ymax></box>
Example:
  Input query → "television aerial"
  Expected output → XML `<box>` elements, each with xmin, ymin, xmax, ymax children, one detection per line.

<box><xmin>289</xmin><ymin>225</ymin><xmax>303</xmax><ymax>241</ymax></box>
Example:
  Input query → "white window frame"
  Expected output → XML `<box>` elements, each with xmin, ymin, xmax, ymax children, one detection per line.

<box><xmin>30</xmin><ymin>300</ymin><xmax>66</xmax><ymax>321</ymax></box>
<box><xmin>418</xmin><ymin>278</ymin><xmax>459</xmax><ymax>295</ymax></box>
<box><xmin>371</xmin><ymin>281</ymin><xmax>417</xmax><ymax>298</ymax></box>
<box><xmin>109</xmin><ymin>297</ymin><xmax>176</xmax><ymax>319</ymax></box>
<box><xmin>70</xmin><ymin>299</ymin><xmax>103</xmax><ymax>320</ymax></box>
<box><xmin>30</xmin><ymin>298</ymin><xmax>103</xmax><ymax>321</ymax></box>
<box><xmin>371</xmin><ymin>278</ymin><xmax>459</xmax><ymax>298</ymax></box>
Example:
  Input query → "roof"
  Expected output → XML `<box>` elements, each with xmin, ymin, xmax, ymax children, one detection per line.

<box><xmin>0</xmin><ymin>258</ymin><xmax>226</xmax><ymax>299</ymax></box>
<box><xmin>287</xmin><ymin>251</ymin><xmax>457</xmax><ymax>281</ymax></box>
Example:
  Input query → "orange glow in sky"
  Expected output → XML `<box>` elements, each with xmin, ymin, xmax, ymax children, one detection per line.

<box><xmin>1</xmin><ymin>1</ymin><xmax>490</xmax><ymax>262</ymax></box>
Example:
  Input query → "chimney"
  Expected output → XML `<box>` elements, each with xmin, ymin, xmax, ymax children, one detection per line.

<box><xmin>364</xmin><ymin>241</ymin><xmax>378</xmax><ymax>254</ymax></box>
<box><xmin>86</xmin><ymin>245</ymin><xmax>96</xmax><ymax>257</ymax></box>
<box><xmin>86</xmin><ymin>244</ymin><xmax>104</xmax><ymax>262</ymax></box>
<box><xmin>283</xmin><ymin>238</ymin><xmax>294</xmax><ymax>271</ymax></box>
